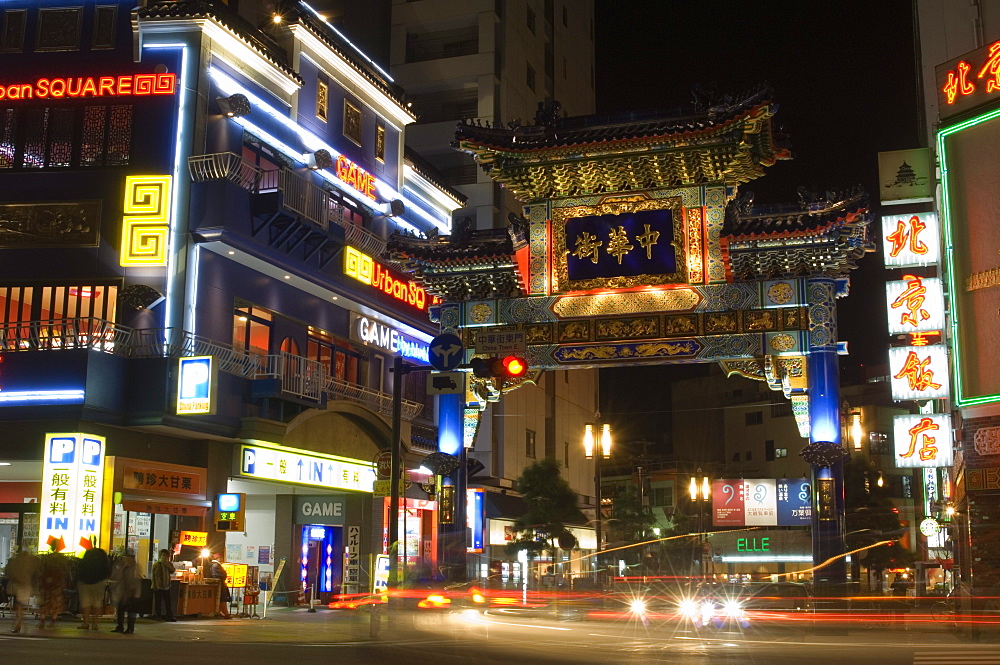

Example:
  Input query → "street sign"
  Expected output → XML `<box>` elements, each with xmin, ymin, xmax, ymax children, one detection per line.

<box><xmin>426</xmin><ymin>371</ymin><xmax>465</xmax><ymax>395</ymax></box>
<box><xmin>373</xmin><ymin>450</ymin><xmax>392</xmax><ymax>479</ymax></box>
<box><xmin>428</xmin><ymin>333</ymin><xmax>464</xmax><ymax>371</ymax></box>
<box><xmin>373</xmin><ymin>478</ymin><xmax>411</xmax><ymax>497</ymax></box>
<box><xmin>474</xmin><ymin>329</ymin><xmax>526</xmax><ymax>354</ymax></box>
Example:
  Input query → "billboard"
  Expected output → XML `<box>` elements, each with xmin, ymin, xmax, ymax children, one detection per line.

<box><xmin>878</xmin><ymin>149</ymin><xmax>933</xmax><ymax>205</ymax></box>
<box><xmin>712</xmin><ymin>478</ymin><xmax>811</xmax><ymax>528</ymax></box>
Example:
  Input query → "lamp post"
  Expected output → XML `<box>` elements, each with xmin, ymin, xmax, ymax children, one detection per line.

<box><xmin>689</xmin><ymin>471</ymin><xmax>710</xmax><ymax>580</ymax></box>
<box><xmin>583</xmin><ymin>421</ymin><xmax>612</xmax><ymax>580</ymax></box>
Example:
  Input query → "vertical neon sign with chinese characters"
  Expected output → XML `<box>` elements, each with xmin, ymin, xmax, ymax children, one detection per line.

<box><xmin>885</xmin><ymin>276</ymin><xmax>945</xmax><ymax>334</ymax></box>
<box><xmin>39</xmin><ymin>433</ymin><xmax>105</xmax><ymax>554</ymax></box>
<box><xmin>893</xmin><ymin>414</ymin><xmax>953</xmax><ymax>469</ymax></box>
<box><xmin>888</xmin><ymin>345</ymin><xmax>950</xmax><ymax>401</ymax></box>
<box><xmin>881</xmin><ymin>212</ymin><xmax>940</xmax><ymax>267</ymax></box>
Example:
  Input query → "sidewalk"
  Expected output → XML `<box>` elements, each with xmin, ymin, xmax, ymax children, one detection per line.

<box><xmin>0</xmin><ymin>606</ymin><xmax>380</xmax><ymax>643</ymax></box>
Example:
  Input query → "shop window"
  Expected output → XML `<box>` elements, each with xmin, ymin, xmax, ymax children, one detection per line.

<box><xmin>526</xmin><ymin>429</ymin><xmax>536</xmax><ymax>458</ymax></box>
<box><xmin>316</xmin><ymin>79</ymin><xmax>328</xmax><ymax>122</ymax></box>
<box><xmin>745</xmin><ymin>411</ymin><xmax>762</xmax><ymax>426</ymax></box>
<box><xmin>37</xmin><ymin>7</ymin><xmax>82</xmax><ymax>52</ymax></box>
<box><xmin>343</xmin><ymin>99</ymin><xmax>362</xmax><ymax>145</ymax></box>
<box><xmin>375</xmin><ymin>123</ymin><xmax>385</xmax><ymax>162</ymax></box>
<box><xmin>233</xmin><ymin>303</ymin><xmax>273</xmax><ymax>357</ymax></box>
<box><xmin>1</xmin><ymin>9</ymin><xmax>26</xmax><ymax>52</ymax></box>
<box><xmin>92</xmin><ymin>5</ymin><xmax>117</xmax><ymax>49</ymax></box>
<box><xmin>0</xmin><ymin>284</ymin><xmax>119</xmax><ymax>349</ymax></box>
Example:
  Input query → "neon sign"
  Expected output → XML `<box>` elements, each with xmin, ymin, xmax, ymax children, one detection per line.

<box><xmin>888</xmin><ymin>345</ymin><xmax>950</xmax><ymax>401</ymax></box>
<box><xmin>120</xmin><ymin>175</ymin><xmax>172</xmax><ymax>267</ymax></box>
<box><xmin>881</xmin><ymin>212</ymin><xmax>939</xmax><ymax>267</ymax></box>
<box><xmin>737</xmin><ymin>537</ymin><xmax>770</xmax><ymax>552</ymax></box>
<box><xmin>176</xmin><ymin>356</ymin><xmax>214</xmax><ymax>415</ymax></box>
<box><xmin>0</xmin><ymin>73</ymin><xmax>175</xmax><ymax>101</ymax></box>
<box><xmin>344</xmin><ymin>246</ymin><xmax>439</xmax><ymax>311</ymax></box>
<box><xmin>885</xmin><ymin>276</ymin><xmax>945</xmax><ymax>334</ymax></box>
<box><xmin>352</xmin><ymin>314</ymin><xmax>430</xmax><ymax>364</ymax></box>
<box><xmin>894</xmin><ymin>414</ymin><xmax>953</xmax><ymax>468</ymax></box>
<box><xmin>335</xmin><ymin>156</ymin><xmax>377</xmax><ymax>200</ymax></box>
<box><xmin>937</xmin><ymin>41</ymin><xmax>1000</xmax><ymax>120</ymax></box>
<box><xmin>239</xmin><ymin>442</ymin><xmax>375</xmax><ymax>492</ymax></box>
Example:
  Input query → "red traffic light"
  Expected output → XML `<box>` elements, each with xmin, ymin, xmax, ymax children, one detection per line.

<box><xmin>501</xmin><ymin>355</ymin><xmax>527</xmax><ymax>378</ymax></box>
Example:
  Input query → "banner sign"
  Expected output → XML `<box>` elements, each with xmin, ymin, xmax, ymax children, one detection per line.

<box><xmin>39</xmin><ymin>433</ymin><xmax>105</xmax><ymax>554</ymax></box>
<box><xmin>239</xmin><ymin>443</ymin><xmax>375</xmax><ymax>493</ymax></box>
<box><xmin>713</xmin><ymin>478</ymin><xmax>811</xmax><ymax>528</ymax></box>
<box><xmin>894</xmin><ymin>413</ymin><xmax>954</xmax><ymax>468</ymax></box>
<box><xmin>177</xmin><ymin>356</ymin><xmax>214</xmax><ymax>415</ymax></box>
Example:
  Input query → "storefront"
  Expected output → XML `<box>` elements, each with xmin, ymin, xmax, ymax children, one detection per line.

<box><xmin>486</xmin><ymin>516</ymin><xmax>596</xmax><ymax>589</ymax></box>
<box><xmin>705</xmin><ymin>529</ymin><xmax>813</xmax><ymax>582</ymax></box>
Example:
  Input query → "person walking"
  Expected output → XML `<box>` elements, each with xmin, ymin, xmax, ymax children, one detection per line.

<box><xmin>76</xmin><ymin>547</ymin><xmax>111</xmax><ymax>631</ymax></box>
<box><xmin>151</xmin><ymin>549</ymin><xmax>176</xmax><ymax>621</ymax></box>
<box><xmin>3</xmin><ymin>548</ymin><xmax>39</xmax><ymax>634</ymax></box>
<box><xmin>37</xmin><ymin>547</ymin><xmax>69</xmax><ymax>628</ymax></box>
<box><xmin>110</xmin><ymin>549</ymin><xmax>142</xmax><ymax>634</ymax></box>
<box><xmin>207</xmin><ymin>552</ymin><xmax>232</xmax><ymax>619</ymax></box>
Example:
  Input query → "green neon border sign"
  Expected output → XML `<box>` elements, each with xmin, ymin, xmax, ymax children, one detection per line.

<box><xmin>938</xmin><ymin>105</ymin><xmax>1000</xmax><ymax>406</ymax></box>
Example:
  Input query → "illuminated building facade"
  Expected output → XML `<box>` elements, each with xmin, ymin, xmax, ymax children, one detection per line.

<box><xmin>914</xmin><ymin>0</ymin><xmax>1000</xmax><ymax>611</ymax></box>
<box><xmin>0</xmin><ymin>0</ymin><xmax>463</xmax><ymax>599</ymax></box>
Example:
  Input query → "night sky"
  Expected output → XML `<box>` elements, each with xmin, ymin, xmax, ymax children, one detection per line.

<box><xmin>593</xmin><ymin>1</ymin><xmax>920</xmax><ymax>445</ymax></box>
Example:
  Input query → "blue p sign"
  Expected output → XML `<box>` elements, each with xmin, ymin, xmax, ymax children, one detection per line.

<box><xmin>48</xmin><ymin>437</ymin><xmax>76</xmax><ymax>464</ymax></box>
<box><xmin>80</xmin><ymin>437</ymin><xmax>103</xmax><ymax>467</ymax></box>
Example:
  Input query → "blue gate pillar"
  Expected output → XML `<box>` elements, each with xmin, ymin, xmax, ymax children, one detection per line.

<box><xmin>435</xmin><ymin>302</ymin><xmax>468</xmax><ymax>580</ymax></box>
<box><xmin>804</xmin><ymin>278</ymin><xmax>847</xmax><ymax>593</ymax></box>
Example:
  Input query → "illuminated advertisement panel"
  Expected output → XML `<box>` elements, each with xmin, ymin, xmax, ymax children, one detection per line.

<box><xmin>712</xmin><ymin>480</ymin><xmax>745</xmax><ymax>526</ymax></box>
<box><xmin>885</xmin><ymin>276</ymin><xmax>945</xmax><ymax>334</ymax></box>
<box><xmin>176</xmin><ymin>356</ymin><xmax>214</xmax><ymax>415</ymax></box>
<box><xmin>888</xmin><ymin>345</ymin><xmax>950</xmax><ymax>401</ymax></box>
<box><xmin>893</xmin><ymin>414</ymin><xmax>954</xmax><ymax>469</ymax></box>
<box><xmin>939</xmin><ymin>108</ymin><xmax>1000</xmax><ymax>406</ymax></box>
<box><xmin>742</xmin><ymin>479</ymin><xmax>777</xmax><ymax>526</ymax></box>
<box><xmin>713</xmin><ymin>478</ymin><xmax>810</xmax><ymax>527</ymax></box>
<box><xmin>936</xmin><ymin>40</ymin><xmax>1000</xmax><ymax>121</ymax></box>
<box><xmin>466</xmin><ymin>488</ymin><xmax>484</xmax><ymax>553</ymax></box>
<box><xmin>776</xmin><ymin>479</ymin><xmax>812</xmax><ymax>526</ymax></box>
<box><xmin>239</xmin><ymin>442</ymin><xmax>375</xmax><ymax>492</ymax></box>
<box><xmin>39</xmin><ymin>433</ymin><xmax>105</xmax><ymax>554</ymax></box>
<box><xmin>343</xmin><ymin>246</ymin><xmax>439</xmax><ymax>312</ymax></box>
<box><xmin>880</xmin><ymin>212</ymin><xmax>940</xmax><ymax>267</ymax></box>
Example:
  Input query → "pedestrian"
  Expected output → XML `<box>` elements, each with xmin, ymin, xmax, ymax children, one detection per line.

<box><xmin>151</xmin><ymin>549</ymin><xmax>176</xmax><ymax>621</ymax></box>
<box><xmin>110</xmin><ymin>549</ymin><xmax>142</xmax><ymax>634</ymax></box>
<box><xmin>76</xmin><ymin>547</ymin><xmax>111</xmax><ymax>631</ymax></box>
<box><xmin>3</xmin><ymin>548</ymin><xmax>40</xmax><ymax>634</ymax></box>
<box><xmin>37</xmin><ymin>547</ymin><xmax>69</xmax><ymax>628</ymax></box>
<box><xmin>891</xmin><ymin>573</ymin><xmax>909</xmax><ymax>597</ymax></box>
<box><xmin>207</xmin><ymin>552</ymin><xmax>232</xmax><ymax>619</ymax></box>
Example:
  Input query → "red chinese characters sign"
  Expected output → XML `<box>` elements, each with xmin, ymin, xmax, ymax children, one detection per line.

<box><xmin>0</xmin><ymin>73</ymin><xmax>176</xmax><ymax>101</ymax></box>
<box><xmin>888</xmin><ymin>344</ymin><xmax>950</xmax><ymax>401</ymax></box>
<box><xmin>885</xmin><ymin>275</ymin><xmax>945</xmax><ymax>335</ymax></box>
<box><xmin>937</xmin><ymin>41</ymin><xmax>1000</xmax><ymax>120</ymax></box>
<box><xmin>880</xmin><ymin>212</ymin><xmax>939</xmax><ymax>267</ymax></box>
<box><xmin>894</xmin><ymin>414</ymin><xmax>953</xmax><ymax>468</ymax></box>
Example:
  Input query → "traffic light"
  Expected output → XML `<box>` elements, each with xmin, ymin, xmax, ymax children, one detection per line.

<box><xmin>469</xmin><ymin>355</ymin><xmax>528</xmax><ymax>379</ymax></box>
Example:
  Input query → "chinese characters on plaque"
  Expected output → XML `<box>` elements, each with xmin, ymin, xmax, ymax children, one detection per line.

<box><xmin>565</xmin><ymin>208</ymin><xmax>675</xmax><ymax>281</ymax></box>
<box><xmin>894</xmin><ymin>414</ymin><xmax>954</xmax><ymax>469</ymax></box>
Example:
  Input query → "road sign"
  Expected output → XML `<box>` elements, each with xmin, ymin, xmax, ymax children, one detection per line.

<box><xmin>373</xmin><ymin>478</ymin><xmax>410</xmax><ymax>497</ymax></box>
<box><xmin>426</xmin><ymin>371</ymin><xmax>465</xmax><ymax>395</ymax></box>
<box><xmin>429</xmin><ymin>333</ymin><xmax>464</xmax><ymax>371</ymax></box>
<box><xmin>373</xmin><ymin>450</ymin><xmax>392</xmax><ymax>479</ymax></box>
<box><xmin>474</xmin><ymin>329</ymin><xmax>526</xmax><ymax>354</ymax></box>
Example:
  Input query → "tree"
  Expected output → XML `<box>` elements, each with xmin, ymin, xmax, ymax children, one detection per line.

<box><xmin>844</xmin><ymin>457</ymin><xmax>913</xmax><ymax>591</ymax></box>
<box><xmin>505</xmin><ymin>458</ymin><xmax>587</xmax><ymax>581</ymax></box>
<box><xmin>608</xmin><ymin>486</ymin><xmax>656</xmax><ymax>567</ymax></box>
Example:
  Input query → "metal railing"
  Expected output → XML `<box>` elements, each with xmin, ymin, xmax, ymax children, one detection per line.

<box><xmin>0</xmin><ymin>318</ymin><xmax>422</xmax><ymax>419</ymax></box>
<box><xmin>326</xmin><ymin>375</ymin><xmax>423</xmax><ymax>421</ymax></box>
<box><xmin>0</xmin><ymin>318</ymin><xmax>131</xmax><ymax>353</ymax></box>
<box><xmin>187</xmin><ymin>152</ymin><xmax>263</xmax><ymax>191</ymax></box>
<box><xmin>256</xmin><ymin>168</ymin><xmax>329</xmax><ymax>229</ymax></box>
<box><xmin>344</xmin><ymin>222</ymin><xmax>387</xmax><ymax>257</ymax></box>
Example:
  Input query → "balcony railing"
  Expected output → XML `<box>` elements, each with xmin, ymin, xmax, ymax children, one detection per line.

<box><xmin>257</xmin><ymin>168</ymin><xmax>330</xmax><ymax>230</ymax></box>
<box><xmin>187</xmin><ymin>151</ymin><xmax>263</xmax><ymax>191</ymax></box>
<box><xmin>0</xmin><ymin>319</ymin><xmax>422</xmax><ymax>419</ymax></box>
<box><xmin>0</xmin><ymin>318</ymin><xmax>131</xmax><ymax>353</ymax></box>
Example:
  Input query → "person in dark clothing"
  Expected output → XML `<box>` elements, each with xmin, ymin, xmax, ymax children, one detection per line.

<box><xmin>151</xmin><ymin>549</ymin><xmax>176</xmax><ymax>621</ymax></box>
<box><xmin>207</xmin><ymin>552</ymin><xmax>232</xmax><ymax>619</ymax></box>
<box><xmin>110</xmin><ymin>550</ymin><xmax>142</xmax><ymax>634</ymax></box>
<box><xmin>76</xmin><ymin>547</ymin><xmax>111</xmax><ymax>631</ymax></box>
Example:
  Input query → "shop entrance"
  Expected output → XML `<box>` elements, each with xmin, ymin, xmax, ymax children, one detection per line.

<box><xmin>300</xmin><ymin>525</ymin><xmax>342</xmax><ymax>604</ymax></box>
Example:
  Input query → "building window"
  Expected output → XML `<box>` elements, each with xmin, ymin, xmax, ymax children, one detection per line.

<box><xmin>1</xmin><ymin>10</ymin><xmax>26</xmax><ymax>52</ymax></box>
<box><xmin>526</xmin><ymin>429</ymin><xmax>536</xmax><ymax>458</ymax></box>
<box><xmin>37</xmin><ymin>7</ymin><xmax>82</xmax><ymax>52</ymax></box>
<box><xmin>526</xmin><ymin>6</ymin><xmax>536</xmax><ymax>33</ymax></box>
<box><xmin>92</xmin><ymin>5</ymin><xmax>117</xmax><ymax>49</ymax></box>
<box><xmin>0</xmin><ymin>109</ymin><xmax>15</xmax><ymax>168</ymax></box>
<box><xmin>770</xmin><ymin>401</ymin><xmax>792</xmax><ymax>418</ymax></box>
<box><xmin>732</xmin><ymin>452</ymin><xmax>740</xmax><ymax>462</ymax></box>
<box><xmin>745</xmin><ymin>450</ymin><xmax>753</xmax><ymax>461</ymax></box>
<box><xmin>375</xmin><ymin>123</ymin><xmax>385</xmax><ymax>162</ymax></box>
<box><xmin>562</xmin><ymin>5</ymin><xmax>568</xmax><ymax>26</ymax></box>
<box><xmin>765</xmin><ymin>440</ymin><xmax>775</xmax><ymax>461</ymax></box>
<box><xmin>775</xmin><ymin>448</ymin><xmax>788</xmax><ymax>458</ymax></box>
<box><xmin>745</xmin><ymin>411</ymin><xmax>762</xmax><ymax>426</ymax></box>
<box><xmin>232</xmin><ymin>302</ymin><xmax>273</xmax><ymax>357</ymax></box>
<box><xmin>105</xmin><ymin>105</ymin><xmax>133</xmax><ymax>165</ymax></box>
<box><xmin>526</xmin><ymin>63</ymin><xmax>535</xmax><ymax>92</ymax></box>
<box><xmin>307</xmin><ymin>327</ymin><xmax>362</xmax><ymax>385</ymax></box>
<box><xmin>869</xmin><ymin>431</ymin><xmax>890</xmax><ymax>454</ymax></box>
<box><xmin>316</xmin><ymin>80</ymin><xmax>328</xmax><ymax>122</ymax></box>
<box><xmin>343</xmin><ymin>99</ymin><xmax>362</xmax><ymax>145</ymax></box>
<box><xmin>563</xmin><ymin>441</ymin><xmax>569</xmax><ymax>467</ymax></box>
<box><xmin>0</xmin><ymin>284</ymin><xmax>119</xmax><ymax>335</ymax></box>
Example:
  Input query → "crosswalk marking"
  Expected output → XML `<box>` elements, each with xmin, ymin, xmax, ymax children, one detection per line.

<box><xmin>915</xmin><ymin>653</ymin><xmax>1000</xmax><ymax>664</ymax></box>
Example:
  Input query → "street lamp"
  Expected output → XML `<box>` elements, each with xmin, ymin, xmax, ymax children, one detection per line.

<box><xmin>690</xmin><ymin>471</ymin><xmax>710</xmax><ymax>580</ymax></box>
<box><xmin>583</xmin><ymin>421</ymin><xmax>612</xmax><ymax>578</ymax></box>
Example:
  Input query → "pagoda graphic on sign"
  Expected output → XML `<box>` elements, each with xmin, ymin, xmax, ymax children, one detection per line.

<box><xmin>878</xmin><ymin>148</ymin><xmax>932</xmax><ymax>204</ymax></box>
